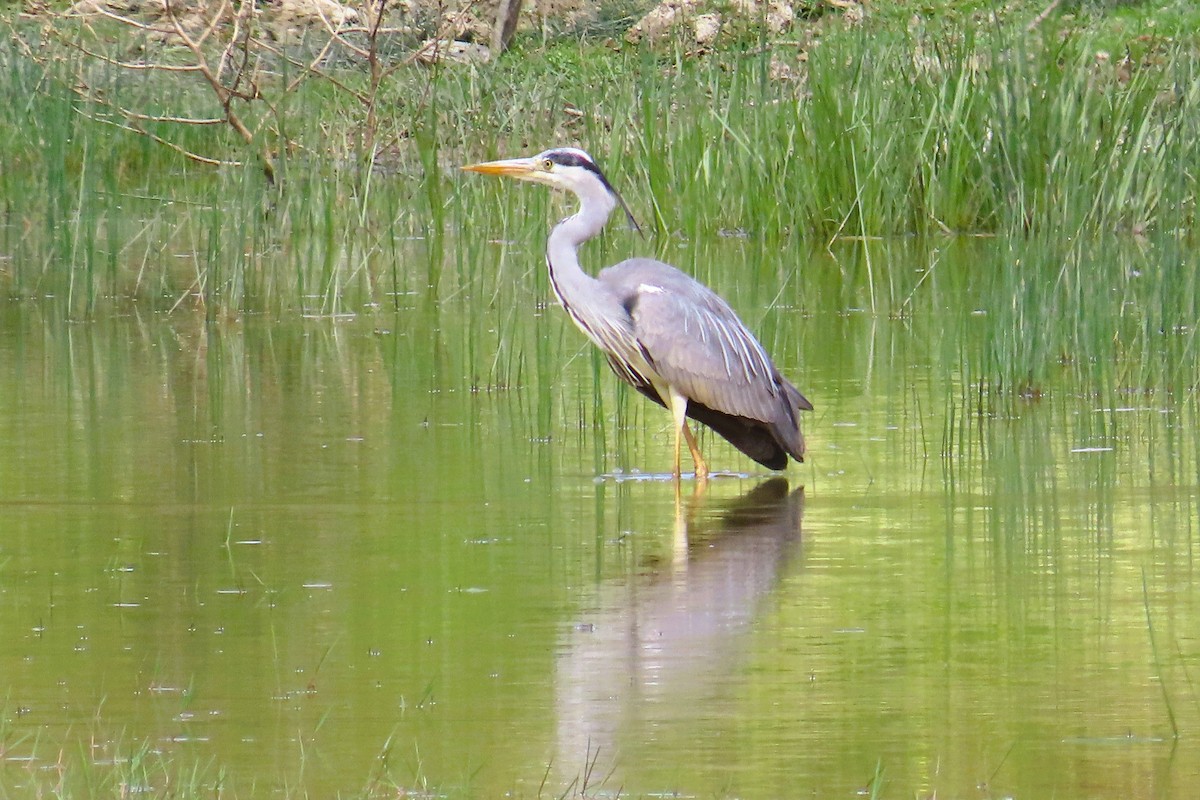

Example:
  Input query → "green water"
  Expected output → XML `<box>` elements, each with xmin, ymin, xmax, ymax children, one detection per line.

<box><xmin>1</xmin><ymin>235</ymin><xmax>1197</xmax><ymax>799</ymax></box>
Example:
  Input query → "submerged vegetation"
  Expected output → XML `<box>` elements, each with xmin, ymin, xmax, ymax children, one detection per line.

<box><xmin>0</xmin><ymin>1</ymin><xmax>1198</xmax><ymax>398</ymax></box>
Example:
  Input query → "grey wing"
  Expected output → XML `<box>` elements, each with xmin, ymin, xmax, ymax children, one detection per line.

<box><xmin>600</xmin><ymin>260</ymin><xmax>794</xmax><ymax>424</ymax></box>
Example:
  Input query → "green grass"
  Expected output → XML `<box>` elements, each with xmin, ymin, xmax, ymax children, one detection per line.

<box><xmin>0</xmin><ymin>5</ymin><xmax>1197</xmax><ymax>401</ymax></box>
<box><xmin>0</xmin><ymin>726</ymin><xmax>428</xmax><ymax>799</ymax></box>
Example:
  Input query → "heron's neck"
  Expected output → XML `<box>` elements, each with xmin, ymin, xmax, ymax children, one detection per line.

<box><xmin>545</xmin><ymin>187</ymin><xmax>617</xmax><ymax>304</ymax></box>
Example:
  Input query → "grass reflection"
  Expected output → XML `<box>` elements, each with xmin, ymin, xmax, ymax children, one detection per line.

<box><xmin>0</xmin><ymin>296</ymin><xmax>1197</xmax><ymax>797</ymax></box>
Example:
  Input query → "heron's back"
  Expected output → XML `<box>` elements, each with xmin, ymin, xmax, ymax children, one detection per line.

<box><xmin>597</xmin><ymin>258</ymin><xmax>811</xmax><ymax>467</ymax></box>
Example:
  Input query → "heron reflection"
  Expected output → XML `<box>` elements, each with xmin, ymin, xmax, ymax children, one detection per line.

<box><xmin>554</xmin><ymin>478</ymin><xmax>805</xmax><ymax>792</ymax></box>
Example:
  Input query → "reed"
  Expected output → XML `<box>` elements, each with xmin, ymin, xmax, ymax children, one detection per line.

<box><xmin>1</xmin><ymin>8</ymin><xmax>1197</xmax><ymax>397</ymax></box>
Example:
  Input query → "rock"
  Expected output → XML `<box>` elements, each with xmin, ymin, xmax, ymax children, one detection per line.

<box><xmin>438</xmin><ymin>9</ymin><xmax>491</xmax><ymax>42</ymax></box>
<box><xmin>267</xmin><ymin>0</ymin><xmax>359</xmax><ymax>36</ymax></box>
<box><xmin>766</xmin><ymin>1</ymin><xmax>794</xmax><ymax>33</ymax></box>
<box><xmin>413</xmin><ymin>39</ymin><xmax>491</xmax><ymax>65</ymax></box>
<box><xmin>729</xmin><ymin>0</ymin><xmax>794</xmax><ymax>34</ymax></box>
<box><xmin>627</xmin><ymin>0</ymin><xmax>799</xmax><ymax>44</ymax></box>
<box><xmin>693</xmin><ymin>12</ymin><xmax>721</xmax><ymax>45</ymax></box>
<box><xmin>57</xmin><ymin>0</ymin><xmax>833</xmax><ymax>53</ymax></box>
<box><xmin>826</xmin><ymin>0</ymin><xmax>864</xmax><ymax>25</ymax></box>
<box><xmin>63</xmin><ymin>0</ymin><xmax>359</xmax><ymax>41</ymax></box>
<box><xmin>626</xmin><ymin>0</ymin><xmax>701</xmax><ymax>44</ymax></box>
<box><xmin>768</xmin><ymin>54</ymin><xmax>798</xmax><ymax>82</ymax></box>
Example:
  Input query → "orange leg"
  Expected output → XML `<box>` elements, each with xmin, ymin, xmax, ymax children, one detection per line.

<box><xmin>663</xmin><ymin>384</ymin><xmax>709</xmax><ymax>480</ymax></box>
<box><xmin>665</xmin><ymin>384</ymin><xmax>688</xmax><ymax>479</ymax></box>
<box><xmin>683</xmin><ymin>422</ymin><xmax>709</xmax><ymax>480</ymax></box>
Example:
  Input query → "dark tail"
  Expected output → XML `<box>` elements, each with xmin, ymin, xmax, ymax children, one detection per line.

<box><xmin>632</xmin><ymin>383</ymin><xmax>809</xmax><ymax>471</ymax></box>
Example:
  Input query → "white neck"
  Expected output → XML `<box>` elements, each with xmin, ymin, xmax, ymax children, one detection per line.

<box><xmin>540</xmin><ymin>180</ymin><xmax>641</xmax><ymax>366</ymax></box>
<box><xmin>545</xmin><ymin>182</ymin><xmax>618</xmax><ymax>314</ymax></box>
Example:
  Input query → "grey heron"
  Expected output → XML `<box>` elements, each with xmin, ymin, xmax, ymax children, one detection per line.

<box><xmin>463</xmin><ymin>147</ymin><xmax>812</xmax><ymax>478</ymax></box>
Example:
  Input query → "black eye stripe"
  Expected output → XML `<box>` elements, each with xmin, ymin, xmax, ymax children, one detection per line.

<box><xmin>545</xmin><ymin>149</ymin><xmax>617</xmax><ymax>190</ymax></box>
<box><xmin>547</xmin><ymin>151</ymin><xmax>597</xmax><ymax>171</ymax></box>
<box><xmin>540</xmin><ymin>148</ymin><xmax>640</xmax><ymax>232</ymax></box>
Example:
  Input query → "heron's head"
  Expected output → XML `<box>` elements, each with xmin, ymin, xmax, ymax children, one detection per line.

<box><xmin>463</xmin><ymin>147</ymin><xmax>641</xmax><ymax>232</ymax></box>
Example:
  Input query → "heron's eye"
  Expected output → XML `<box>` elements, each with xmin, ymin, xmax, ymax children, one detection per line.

<box><xmin>541</xmin><ymin>158</ymin><xmax>554</xmax><ymax>171</ymax></box>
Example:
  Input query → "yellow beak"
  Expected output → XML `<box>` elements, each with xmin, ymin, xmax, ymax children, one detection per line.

<box><xmin>461</xmin><ymin>157</ymin><xmax>540</xmax><ymax>178</ymax></box>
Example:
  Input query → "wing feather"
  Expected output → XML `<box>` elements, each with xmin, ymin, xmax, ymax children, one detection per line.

<box><xmin>631</xmin><ymin>283</ymin><xmax>785</xmax><ymax>422</ymax></box>
<box><xmin>596</xmin><ymin>260</ymin><xmax>786</xmax><ymax>422</ymax></box>
<box><xmin>595</xmin><ymin>258</ymin><xmax>811</xmax><ymax>465</ymax></box>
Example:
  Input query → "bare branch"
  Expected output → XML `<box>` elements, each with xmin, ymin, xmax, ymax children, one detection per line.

<box><xmin>227</xmin><ymin>3</ymin><xmax>261</xmax><ymax>101</ymax></box>
<box><xmin>193</xmin><ymin>0</ymin><xmax>231</xmax><ymax>47</ymax></box>
<box><xmin>162</xmin><ymin>0</ymin><xmax>202</xmax><ymax>52</ymax></box>
<box><xmin>1027</xmin><ymin>0</ymin><xmax>1063</xmax><ymax>32</ymax></box>
<box><xmin>61</xmin><ymin>77</ymin><xmax>227</xmax><ymax>130</ymax></box>
<box><xmin>325</xmin><ymin>26</ymin><xmax>372</xmax><ymax>60</ymax></box>
<box><xmin>75</xmin><ymin>4</ymin><xmax>176</xmax><ymax>35</ymax></box>
<box><xmin>38</xmin><ymin>0</ymin><xmax>405</xmax><ymax>186</ymax></box>
<box><xmin>254</xmin><ymin>35</ymin><xmax>369</xmax><ymax>102</ymax></box>
<box><xmin>84</xmin><ymin>110</ymin><xmax>243</xmax><ymax>168</ymax></box>
<box><xmin>124</xmin><ymin>111</ymin><xmax>226</xmax><ymax>125</ymax></box>
<box><xmin>72</xmin><ymin>44</ymin><xmax>204</xmax><ymax>73</ymax></box>
<box><xmin>317</xmin><ymin>23</ymin><xmax>411</xmax><ymax>39</ymax></box>
<box><xmin>161</xmin><ymin>0</ymin><xmax>244</xmax><ymax>139</ymax></box>
<box><xmin>282</xmin><ymin>34</ymin><xmax>346</xmax><ymax>93</ymax></box>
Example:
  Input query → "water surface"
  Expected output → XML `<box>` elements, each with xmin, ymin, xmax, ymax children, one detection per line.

<box><xmin>1</xmin><ymin>237</ymin><xmax>1197</xmax><ymax>799</ymax></box>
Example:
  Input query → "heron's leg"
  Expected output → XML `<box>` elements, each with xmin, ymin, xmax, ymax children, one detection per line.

<box><xmin>682</xmin><ymin>422</ymin><xmax>709</xmax><ymax>480</ymax></box>
<box><xmin>664</xmin><ymin>384</ymin><xmax>690</xmax><ymax>479</ymax></box>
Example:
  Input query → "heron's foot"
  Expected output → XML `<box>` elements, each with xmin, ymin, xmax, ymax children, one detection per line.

<box><xmin>682</xmin><ymin>422</ymin><xmax>709</xmax><ymax>482</ymax></box>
